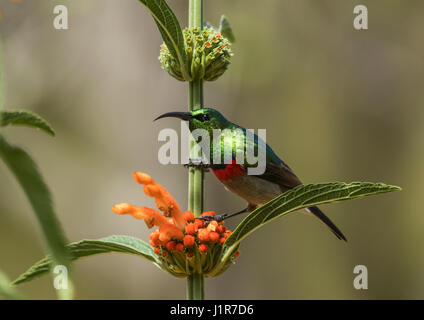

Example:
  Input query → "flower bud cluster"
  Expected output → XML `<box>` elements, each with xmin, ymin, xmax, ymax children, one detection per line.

<box><xmin>159</xmin><ymin>27</ymin><xmax>233</xmax><ymax>81</ymax></box>
<box><xmin>113</xmin><ymin>172</ymin><xmax>239</xmax><ymax>278</ymax></box>
<box><xmin>150</xmin><ymin>211</ymin><xmax>240</xmax><ymax>276</ymax></box>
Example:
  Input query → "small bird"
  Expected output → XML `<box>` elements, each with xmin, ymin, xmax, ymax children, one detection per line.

<box><xmin>155</xmin><ymin>107</ymin><xmax>347</xmax><ymax>241</ymax></box>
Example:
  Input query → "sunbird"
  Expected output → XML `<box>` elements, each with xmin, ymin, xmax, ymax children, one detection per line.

<box><xmin>155</xmin><ymin>108</ymin><xmax>347</xmax><ymax>241</ymax></box>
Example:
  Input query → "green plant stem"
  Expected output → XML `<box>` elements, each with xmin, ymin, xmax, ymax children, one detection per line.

<box><xmin>187</xmin><ymin>0</ymin><xmax>204</xmax><ymax>301</ymax></box>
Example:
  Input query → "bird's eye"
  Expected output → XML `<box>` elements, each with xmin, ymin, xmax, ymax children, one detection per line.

<box><xmin>196</xmin><ymin>114</ymin><xmax>210</xmax><ymax>122</ymax></box>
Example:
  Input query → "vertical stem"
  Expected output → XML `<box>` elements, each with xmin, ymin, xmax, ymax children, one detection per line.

<box><xmin>187</xmin><ymin>0</ymin><xmax>205</xmax><ymax>300</ymax></box>
<box><xmin>186</xmin><ymin>273</ymin><xmax>194</xmax><ymax>300</ymax></box>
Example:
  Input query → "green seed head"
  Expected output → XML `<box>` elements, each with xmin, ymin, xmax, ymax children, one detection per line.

<box><xmin>158</xmin><ymin>27</ymin><xmax>233</xmax><ymax>81</ymax></box>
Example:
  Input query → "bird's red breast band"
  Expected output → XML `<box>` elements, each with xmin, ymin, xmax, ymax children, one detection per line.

<box><xmin>211</xmin><ymin>160</ymin><xmax>245</xmax><ymax>181</ymax></box>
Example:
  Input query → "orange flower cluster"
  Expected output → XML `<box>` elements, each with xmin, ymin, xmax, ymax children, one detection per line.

<box><xmin>112</xmin><ymin>172</ymin><xmax>240</xmax><ymax>276</ymax></box>
<box><xmin>149</xmin><ymin>211</ymin><xmax>234</xmax><ymax>258</ymax></box>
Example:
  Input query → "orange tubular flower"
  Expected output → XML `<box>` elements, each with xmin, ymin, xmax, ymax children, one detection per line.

<box><xmin>112</xmin><ymin>172</ymin><xmax>240</xmax><ymax>277</ymax></box>
<box><xmin>112</xmin><ymin>203</ymin><xmax>184</xmax><ymax>242</ymax></box>
<box><xmin>132</xmin><ymin>172</ymin><xmax>186</xmax><ymax>230</ymax></box>
<box><xmin>183</xmin><ymin>211</ymin><xmax>195</xmax><ymax>222</ymax></box>
<box><xmin>166</xmin><ymin>241</ymin><xmax>176</xmax><ymax>251</ymax></box>
<box><xmin>183</xmin><ymin>235</ymin><xmax>195</xmax><ymax>247</ymax></box>
<box><xmin>199</xmin><ymin>244</ymin><xmax>209</xmax><ymax>253</ymax></box>
<box><xmin>185</xmin><ymin>223</ymin><xmax>198</xmax><ymax>235</ymax></box>
<box><xmin>209</xmin><ymin>232</ymin><xmax>220</xmax><ymax>243</ymax></box>
<box><xmin>197</xmin><ymin>228</ymin><xmax>210</xmax><ymax>242</ymax></box>
<box><xmin>175</xmin><ymin>243</ymin><xmax>184</xmax><ymax>252</ymax></box>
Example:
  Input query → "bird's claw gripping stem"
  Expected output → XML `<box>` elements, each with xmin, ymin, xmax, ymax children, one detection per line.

<box><xmin>199</xmin><ymin>207</ymin><xmax>250</xmax><ymax>222</ymax></box>
<box><xmin>199</xmin><ymin>214</ymin><xmax>226</xmax><ymax>222</ymax></box>
<box><xmin>184</xmin><ymin>158</ymin><xmax>211</xmax><ymax>172</ymax></box>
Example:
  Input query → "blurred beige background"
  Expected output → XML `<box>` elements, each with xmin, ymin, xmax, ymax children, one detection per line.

<box><xmin>0</xmin><ymin>0</ymin><xmax>422</xmax><ymax>299</ymax></box>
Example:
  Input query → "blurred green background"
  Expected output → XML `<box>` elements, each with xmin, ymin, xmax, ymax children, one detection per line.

<box><xmin>0</xmin><ymin>0</ymin><xmax>422</xmax><ymax>299</ymax></box>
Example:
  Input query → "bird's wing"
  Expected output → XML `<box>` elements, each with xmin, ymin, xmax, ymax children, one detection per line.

<box><xmin>241</xmin><ymin>131</ymin><xmax>302</xmax><ymax>191</ymax></box>
<box><xmin>214</xmin><ymin>126</ymin><xmax>301</xmax><ymax>190</ymax></box>
<box><xmin>256</xmin><ymin>160</ymin><xmax>302</xmax><ymax>192</ymax></box>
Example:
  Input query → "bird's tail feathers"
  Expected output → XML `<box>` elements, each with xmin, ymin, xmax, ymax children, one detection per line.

<box><xmin>305</xmin><ymin>206</ymin><xmax>347</xmax><ymax>241</ymax></box>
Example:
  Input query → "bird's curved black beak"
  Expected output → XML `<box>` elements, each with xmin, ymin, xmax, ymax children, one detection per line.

<box><xmin>154</xmin><ymin>111</ymin><xmax>192</xmax><ymax>121</ymax></box>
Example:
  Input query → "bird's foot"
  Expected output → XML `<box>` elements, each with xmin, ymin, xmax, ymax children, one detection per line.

<box><xmin>198</xmin><ymin>214</ymin><xmax>227</xmax><ymax>222</ymax></box>
<box><xmin>184</xmin><ymin>158</ymin><xmax>210</xmax><ymax>171</ymax></box>
<box><xmin>199</xmin><ymin>207</ymin><xmax>249</xmax><ymax>222</ymax></box>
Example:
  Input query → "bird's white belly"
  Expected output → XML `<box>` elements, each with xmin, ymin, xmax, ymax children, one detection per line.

<box><xmin>221</xmin><ymin>175</ymin><xmax>282</xmax><ymax>206</ymax></box>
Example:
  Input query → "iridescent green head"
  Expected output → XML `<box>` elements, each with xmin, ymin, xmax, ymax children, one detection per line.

<box><xmin>155</xmin><ymin>108</ymin><xmax>232</xmax><ymax>133</ymax></box>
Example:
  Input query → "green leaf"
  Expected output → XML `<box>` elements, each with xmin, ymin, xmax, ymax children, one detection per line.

<box><xmin>0</xmin><ymin>270</ymin><xmax>24</xmax><ymax>300</ymax></box>
<box><xmin>0</xmin><ymin>136</ymin><xmax>71</xmax><ymax>276</ymax></box>
<box><xmin>220</xmin><ymin>182</ymin><xmax>401</xmax><ymax>264</ymax></box>
<box><xmin>0</xmin><ymin>110</ymin><xmax>55</xmax><ymax>136</ymax></box>
<box><xmin>13</xmin><ymin>235</ymin><xmax>174</xmax><ymax>285</ymax></box>
<box><xmin>138</xmin><ymin>0</ymin><xmax>190</xmax><ymax>80</ymax></box>
<box><xmin>219</xmin><ymin>15</ymin><xmax>235</xmax><ymax>43</ymax></box>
